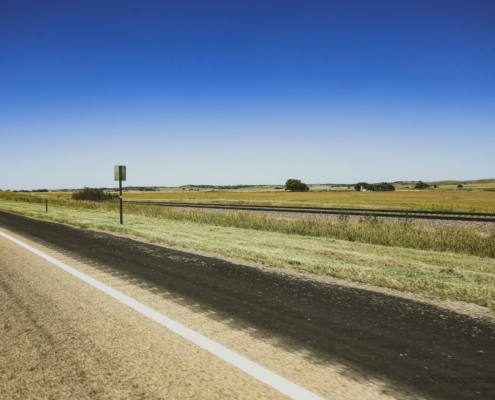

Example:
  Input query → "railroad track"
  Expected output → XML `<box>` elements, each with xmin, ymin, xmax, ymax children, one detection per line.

<box><xmin>125</xmin><ymin>201</ymin><xmax>495</xmax><ymax>222</ymax></box>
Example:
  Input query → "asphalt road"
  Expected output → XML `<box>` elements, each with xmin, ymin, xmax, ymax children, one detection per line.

<box><xmin>1</xmin><ymin>210</ymin><xmax>494</xmax><ymax>399</ymax></box>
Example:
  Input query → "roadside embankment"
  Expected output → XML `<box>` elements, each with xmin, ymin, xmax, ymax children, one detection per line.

<box><xmin>0</xmin><ymin>197</ymin><xmax>494</xmax><ymax>312</ymax></box>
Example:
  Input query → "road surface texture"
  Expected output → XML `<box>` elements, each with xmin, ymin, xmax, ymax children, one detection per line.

<box><xmin>1</xmin><ymin>210</ymin><xmax>494</xmax><ymax>399</ymax></box>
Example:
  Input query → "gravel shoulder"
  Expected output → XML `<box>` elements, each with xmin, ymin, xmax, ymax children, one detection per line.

<box><xmin>0</xmin><ymin>235</ymin><xmax>288</xmax><ymax>399</ymax></box>
<box><xmin>0</xmin><ymin>229</ymin><xmax>402</xmax><ymax>400</ymax></box>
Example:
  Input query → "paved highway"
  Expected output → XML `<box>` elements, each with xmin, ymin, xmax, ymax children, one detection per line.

<box><xmin>1</xmin><ymin>211</ymin><xmax>494</xmax><ymax>399</ymax></box>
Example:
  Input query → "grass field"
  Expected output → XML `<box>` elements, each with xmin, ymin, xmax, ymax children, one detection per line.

<box><xmin>25</xmin><ymin>178</ymin><xmax>495</xmax><ymax>213</ymax></box>
<box><xmin>107</xmin><ymin>189</ymin><xmax>495</xmax><ymax>213</ymax></box>
<box><xmin>1</xmin><ymin>191</ymin><xmax>494</xmax><ymax>310</ymax></box>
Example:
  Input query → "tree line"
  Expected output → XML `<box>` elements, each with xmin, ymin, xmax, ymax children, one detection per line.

<box><xmin>354</xmin><ymin>182</ymin><xmax>395</xmax><ymax>191</ymax></box>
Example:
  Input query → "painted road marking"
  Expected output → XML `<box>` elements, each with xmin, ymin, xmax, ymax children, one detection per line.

<box><xmin>0</xmin><ymin>231</ymin><xmax>324</xmax><ymax>400</ymax></box>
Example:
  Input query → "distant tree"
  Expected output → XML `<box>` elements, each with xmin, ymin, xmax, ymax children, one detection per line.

<box><xmin>414</xmin><ymin>181</ymin><xmax>430</xmax><ymax>189</ymax></box>
<box><xmin>457</xmin><ymin>184</ymin><xmax>463</xmax><ymax>188</ymax></box>
<box><xmin>355</xmin><ymin>182</ymin><xmax>394</xmax><ymax>191</ymax></box>
<box><xmin>354</xmin><ymin>182</ymin><xmax>368</xmax><ymax>191</ymax></box>
<box><xmin>285</xmin><ymin>179</ymin><xmax>309</xmax><ymax>192</ymax></box>
<box><xmin>377</xmin><ymin>182</ymin><xmax>395</xmax><ymax>191</ymax></box>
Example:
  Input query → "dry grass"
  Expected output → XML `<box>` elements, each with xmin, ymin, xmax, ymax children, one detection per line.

<box><xmin>107</xmin><ymin>189</ymin><xmax>495</xmax><ymax>213</ymax></box>
<box><xmin>39</xmin><ymin>183</ymin><xmax>495</xmax><ymax>212</ymax></box>
<box><xmin>1</xmin><ymin>193</ymin><xmax>494</xmax><ymax>310</ymax></box>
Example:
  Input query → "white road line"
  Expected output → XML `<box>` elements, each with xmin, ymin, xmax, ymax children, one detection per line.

<box><xmin>0</xmin><ymin>231</ymin><xmax>325</xmax><ymax>400</ymax></box>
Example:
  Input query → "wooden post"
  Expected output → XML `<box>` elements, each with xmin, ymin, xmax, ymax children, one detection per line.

<box><xmin>119</xmin><ymin>166</ymin><xmax>123</xmax><ymax>224</ymax></box>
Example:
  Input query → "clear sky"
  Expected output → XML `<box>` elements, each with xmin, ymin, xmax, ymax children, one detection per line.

<box><xmin>1</xmin><ymin>0</ymin><xmax>494</xmax><ymax>190</ymax></box>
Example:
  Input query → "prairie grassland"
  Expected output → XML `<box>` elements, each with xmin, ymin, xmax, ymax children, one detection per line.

<box><xmin>0</xmin><ymin>193</ymin><xmax>494</xmax><ymax>310</ymax></box>
<box><xmin>113</xmin><ymin>189</ymin><xmax>495</xmax><ymax>213</ymax></box>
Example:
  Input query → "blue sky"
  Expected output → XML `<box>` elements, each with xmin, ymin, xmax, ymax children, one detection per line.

<box><xmin>1</xmin><ymin>0</ymin><xmax>494</xmax><ymax>189</ymax></box>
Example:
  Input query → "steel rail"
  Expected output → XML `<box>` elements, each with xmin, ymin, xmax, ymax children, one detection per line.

<box><xmin>125</xmin><ymin>201</ymin><xmax>495</xmax><ymax>222</ymax></box>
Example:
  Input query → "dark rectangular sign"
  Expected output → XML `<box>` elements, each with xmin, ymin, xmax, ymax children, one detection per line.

<box><xmin>114</xmin><ymin>165</ymin><xmax>126</xmax><ymax>181</ymax></box>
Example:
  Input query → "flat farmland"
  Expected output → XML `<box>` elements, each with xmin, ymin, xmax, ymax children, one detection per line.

<box><xmin>119</xmin><ymin>189</ymin><xmax>495</xmax><ymax>213</ymax></box>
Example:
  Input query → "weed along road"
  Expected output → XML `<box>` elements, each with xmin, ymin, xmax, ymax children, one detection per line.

<box><xmin>1</xmin><ymin>211</ymin><xmax>494</xmax><ymax>399</ymax></box>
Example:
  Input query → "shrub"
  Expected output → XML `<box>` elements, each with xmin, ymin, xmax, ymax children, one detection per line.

<box><xmin>414</xmin><ymin>181</ymin><xmax>430</xmax><ymax>189</ymax></box>
<box><xmin>72</xmin><ymin>187</ymin><xmax>117</xmax><ymax>201</ymax></box>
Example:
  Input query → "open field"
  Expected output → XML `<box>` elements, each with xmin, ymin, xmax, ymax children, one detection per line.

<box><xmin>45</xmin><ymin>188</ymin><xmax>495</xmax><ymax>213</ymax></box>
<box><xmin>1</xmin><ymin>192</ymin><xmax>494</xmax><ymax>311</ymax></box>
<box><xmin>16</xmin><ymin>178</ymin><xmax>495</xmax><ymax>213</ymax></box>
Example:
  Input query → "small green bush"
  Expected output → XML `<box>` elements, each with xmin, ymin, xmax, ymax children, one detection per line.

<box><xmin>72</xmin><ymin>187</ymin><xmax>117</xmax><ymax>201</ymax></box>
<box><xmin>415</xmin><ymin>181</ymin><xmax>430</xmax><ymax>189</ymax></box>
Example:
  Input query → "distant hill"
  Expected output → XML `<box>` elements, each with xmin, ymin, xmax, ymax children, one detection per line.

<box><xmin>133</xmin><ymin>179</ymin><xmax>495</xmax><ymax>189</ymax></box>
<box><xmin>427</xmin><ymin>178</ymin><xmax>495</xmax><ymax>186</ymax></box>
<box><xmin>391</xmin><ymin>181</ymin><xmax>415</xmax><ymax>185</ymax></box>
<box><xmin>312</xmin><ymin>179</ymin><xmax>495</xmax><ymax>188</ymax></box>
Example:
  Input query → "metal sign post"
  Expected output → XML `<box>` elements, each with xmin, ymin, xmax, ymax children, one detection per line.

<box><xmin>114</xmin><ymin>165</ymin><xmax>126</xmax><ymax>224</ymax></box>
